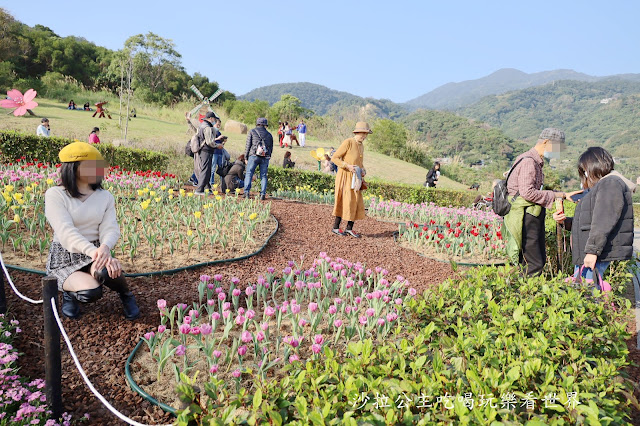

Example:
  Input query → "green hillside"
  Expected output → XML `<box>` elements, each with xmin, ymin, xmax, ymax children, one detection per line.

<box><xmin>459</xmin><ymin>79</ymin><xmax>640</xmax><ymax>179</ymax></box>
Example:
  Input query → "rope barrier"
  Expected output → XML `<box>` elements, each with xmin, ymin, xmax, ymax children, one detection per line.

<box><xmin>0</xmin><ymin>249</ymin><xmax>43</xmax><ymax>304</ymax></box>
<box><xmin>51</xmin><ymin>297</ymin><xmax>172</xmax><ymax>426</ymax></box>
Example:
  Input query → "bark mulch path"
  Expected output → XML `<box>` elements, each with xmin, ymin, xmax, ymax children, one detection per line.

<box><xmin>6</xmin><ymin>199</ymin><xmax>453</xmax><ymax>425</ymax></box>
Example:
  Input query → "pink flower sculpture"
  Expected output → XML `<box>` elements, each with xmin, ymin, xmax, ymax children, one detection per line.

<box><xmin>0</xmin><ymin>89</ymin><xmax>38</xmax><ymax>116</ymax></box>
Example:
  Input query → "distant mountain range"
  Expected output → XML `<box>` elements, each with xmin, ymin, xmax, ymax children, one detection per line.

<box><xmin>406</xmin><ymin>68</ymin><xmax>640</xmax><ymax>110</ymax></box>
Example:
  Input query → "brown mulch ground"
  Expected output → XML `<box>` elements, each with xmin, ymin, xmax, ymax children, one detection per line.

<box><xmin>6</xmin><ymin>199</ymin><xmax>454</xmax><ymax>425</ymax></box>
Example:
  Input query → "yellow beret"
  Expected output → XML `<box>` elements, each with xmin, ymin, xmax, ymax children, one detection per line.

<box><xmin>59</xmin><ymin>142</ymin><xmax>104</xmax><ymax>162</ymax></box>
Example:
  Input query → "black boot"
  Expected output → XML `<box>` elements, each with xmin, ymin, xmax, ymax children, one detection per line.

<box><xmin>62</xmin><ymin>291</ymin><xmax>80</xmax><ymax>319</ymax></box>
<box><xmin>94</xmin><ymin>268</ymin><xmax>140</xmax><ymax>320</ymax></box>
<box><xmin>62</xmin><ymin>286</ymin><xmax>103</xmax><ymax>319</ymax></box>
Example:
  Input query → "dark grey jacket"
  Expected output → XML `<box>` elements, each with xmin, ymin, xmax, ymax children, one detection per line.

<box><xmin>244</xmin><ymin>126</ymin><xmax>273</xmax><ymax>159</ymax></box>
<box><xmin>566</xmin><ymin>171</ymin><xmax>636</xmax><ymax>264</ymax></box>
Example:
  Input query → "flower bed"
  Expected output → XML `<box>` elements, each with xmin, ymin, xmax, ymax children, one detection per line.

<box><xmin>0</xmin><ymin>161</ymin><xmax>276</xmax><ymax>273</ymax></box>
<box><xmin>129</xmin><ymin>253</ymin><xmax>417</xmax><ymax>409</ymax></box>
<box><xmin>0</xmin><ymin>314</ymin><xmax>88</xmax><ymax>425</ymax></box>
<box><xmin>171</xmin><ymin>264</ymin><xmax>636</xmax><ymax>424</ymax></box>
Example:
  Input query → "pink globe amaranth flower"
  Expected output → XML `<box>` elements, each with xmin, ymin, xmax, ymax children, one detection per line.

<box><xmin>311</xmin><ymin>344</ymin><xmax>322</xmax><ymax>354</ymax></box>
<box><xmin>289</xmin><ymin>354</ymin><xmax>300</xmax><ymax>364</ymax></box>
<box><xmin>260</xmin><ymin>322</ymin><xmax>269</xmax><ymax>331</ymax></box>
<box><xmin>366</xmin><ymin>308</ymin><xmax>375</xmax><ymax>317</ymax></box>
<box><xmin>179</xmin><ymin>324</ymin><xmax>191</xmax><ymax>334</ymax></box>
<box><xmin>256</xmin><ymin>331</ymin><xmax>265</xmax><ymax>341</ymax></box>
<box><xmin>232</xmin><ymin>369</ymin><xmax>242</xmax><ymax>378</ymax></box>
<box><xmin>144</xmin><ymin>331</ymin><xmax>155</xmax><ymax>340</ymax></box>
<box><xmin>267</xmin><ymin>267</ymin><xmax>275</xmax><ymax>274</ymax></box>
<box><xmin>183</xmin><ymin>316</ymin><xmax>192</xmax><ymax>325</ymax></box>
<box><xmin>213</xmin><ymin>350</ymin><xmax>222</xmax><ymax>359</ymax></box>
<box><xmin>200</xmin><ymin>324</ymin><xmax>213</xmax><ymax>335</ymax></box>
<box><xmin>175</xmin><ymin>345</ymin><xmax>186</xmax><ymax>356</ymax></box>
<box><xmin>232</xmin><ymin>289</ymin><xmax>241</xmax><ymax>297</ymax></box>
<box><xmin>209</xmin><ymin>365</ymin><xmax>219</xmax><ymax>374</ymax></box>
<box><xmin>245</xmin><ymin>286</ymin><xmax>254</xmax><ymax>296</ymax></box>
<box><xmin>408</xmin><ymin>287</ymin><xmax>417</xmax><ymax>296</ymax></box>
<box><xmin>190</xmin><ymin>326</ymin><xmax>201</xmax><ymax>335</ymax></box>
<box><xmin>207</xmin><ymin>299</ymin><xmax>216</xmax><ymax>306</ymax></box>
<box><xmin>308</xmin><ymin>302</ymin><xmax>318</xmax><ymax>312</ymax></box>
<box><xmin>264</xmin><ymin>306</ymin><xmax>276</xmax><ymax>317</ymax></box>
<box><xmin>212</xmin><ymin>312</ymin><xmax>221</xmax><ymax>321</ymax></box>
<box><xmin>395</xmin><ymin>298</ymin><xmax>403</xmax><ymax>305</ymax></box>
<box><xmin>314</xmin><ymin>334</ymin><xmax>324</xmax><ymax>345</ymax></box>
<box><xmin>238</xmin><ymin>345</ymin><xmax>248</xmax><ymax>356</ymax></box>
<box><xmin>223</xmin><ymin>302</ymin><xmax>231</xmax><ymax>311</ymax></box>
<box><xmin>218</xmin><ymin>292</ymin><xmax>226</xmax><ymax>301</ymax></box>
<box><xmin>214</xmin><ymin>274</ymin><xmax>223</xmax><ymax>282</ymax></box>
<box><xmin>157</xmin><ymin>325</ymin><xmax>166</xmax><ymax>334</ymax></box>
<box><xmin>157</xmin><ymin>299</ymin><xmax>167</xmax><ymax>310</ymax></box>
<box><xmin>299</xmin><ymin>318</ymin><xmax>308</xmax><ymax>327</ymax></box>
<box><xmin>291</xmin><ymin>304</ymin><xmax>301</xmax><ymax>314</ymax></box>
<box><xmin>328</xmin><ymin>305</ymin><xmax>337</xmax><ymax>315</ymax></box>
<box><xmin>377</xmin><ymin>318</ymin><xmax>385</xmax><ymax>326</ymax></box>
<box><xmin>246</xmin><ymin>309</ymin><xmax>255</xmax><ymax>319</ymax></box>
<box><xmin>235</xmin><ymin>315</ymin><xmax>246</xmax><ymax>325</ymax></box>
<box><xmin>238</xmin><ymin>307</ymin><xmax>246</xmax><ymax>315</ymax></box>
<box><xmin>334</xmin><ymin>319</ymin><xmax>343</xmax><ymax>328</ymax></box>
<box><xmin>200</xmin><ymin>274</ymin><xmax>211</xmax><ymax>282</ymax></box>
<box><xmin>189</xmin><ymin>309</ymin><xmax>200</xmax><ymax>319</ymax></box>
<box><xmin>359</xmin><ymin>315</ymin><xmax>368</xmax><ymax>325</ymax></box>
<box><xmin>241</xmin><ymin>331</ymin><xmax>252</xmax><ymax>343</ymax></box>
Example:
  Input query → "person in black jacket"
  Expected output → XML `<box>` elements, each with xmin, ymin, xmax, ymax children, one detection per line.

<box><xmin>244</xmin><ymin>117</ymin><xmax>274</xmax><ymax>200</ymax></box>
<box><xmin>553</xmin><ymin>147</ymin><xmax>636</xmax><ymax>287</ymax></box>
<box><xmin>424</xmin><ymin>162</ymin><xmax>440</xmax><ymax>187</ymax></box>
<box><xmin>283</xmin><ymin>151</ymin><xmax>295</xmax><ymax>168</ymax></box>
<box><xmin>224</xmin><ymin>155</ymin><xmax>247</xmax><ymax>192</ymax></box>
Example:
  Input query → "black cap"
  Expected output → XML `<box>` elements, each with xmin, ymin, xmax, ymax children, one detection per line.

<box><xmin>205</xmin><ymin>111</ymin><xmax>218</xmax><ymax>119</ymax></box>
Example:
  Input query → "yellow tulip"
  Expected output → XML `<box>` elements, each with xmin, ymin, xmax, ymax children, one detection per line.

<box><xmin>213</xmin><ymin>191</ymin><xmax>218</xmax><ymax>196</ymax></box>
<box><xmin>239</xmin><ymin>212</ymin><xmax>245</xmax><ymax>217</ymax></box>
<box><xmin>187</xmin><ymin>192</ymin><xmax>194</xmax><ymax>198</ymax></box>
<box><xmin>154</xmin><ymin>197</ymin><xmax>161</xmax><ymax>202</ymax></box>
<box><xmin>137</xmin><ymin>190</ymin><xmax>144</xmax><ymax>196</ymax></box>
<box><xmin>5</xmin><ymin>185</ymin><xmax>14</xmax><ymax>193</ymax></box>
<box><xmin>235</xmin><ymin>188</ymin><xmax>241</xmax><ymax>194</ymax></box>
<box><xmin>13</xmin><ymin>214</ymin><xmax>20</xmax><ymax>223</ymax></box>
<box><xmin>17</xmin><ymin>199</ymin><xmax>24</xmax><ymax>205</ymax></box>
<box><xmin>47</xmin><ymin>179</ymin><xmax>54</xmax><ymax>185</ymax></box>
<box><xmin>150</xmin><ymin>191</ymin><xmax>156</xmax><ymax>197</ymax></box>
<box><xmin>168</xmin><ymin>189</ymin><xmax>174</xmax><ymax>195</ymax></box>
<box><xmin>205</xmin><ymin>189</ymin><xmax>209</xmax><ymax>194</ymax></box>
<box><xmin>179</xmin><ymin>189</ymin><xmax>185</xmax><ymax>195</ymax></box>
<box><xmin>249</xmin><ymin>213</ymin><xmax>257</xmax><ymax>220</ymax></box>
<box><xmin>187</xmin><ymin>230</ymin><xmax>193</xmax><ymax>236</ymax></box>
<box><xmin>169</xmin><ymin>195</ymin><xmax>174</xmax><ymax>200</ymax></box>
<box><xmin>160</xmin><ymin>185</ymin><xmax>167</xmax><ymax>191</ymax></box>
<box><xmin>10</xmin><ymin>205</ymin><xmax>19</xmax><ymax>210</ymax></box>
<box><xmin>215</xmin><ymin>196</ymin><xmax>221</xmax><ymax>201</ymax></box>
<box><xmin>13</xmin><ymin>193</ymin><xmax>22</xmax><ymax>201</ymax></box>
<box><xmin>148</xmin><ymin>183</ymin><xmax>154</xmax><ymax>188</ymax></box>
<box><xmin>225</xmin><ymin>189</ymin><xmax>230</xmax><ymax>193</ymax></box>
<box><xmin>24</xmin><ymin>185</ymin><xmax>33</xmax><ymax>192</ymax></box>
<box><xmin>194</xmin><ymin>211</ymin><xmax>202</xmax><ymax>219</ymax></box>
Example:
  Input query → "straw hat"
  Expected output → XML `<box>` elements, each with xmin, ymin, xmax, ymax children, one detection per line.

<box><xmin>352</xmin><ymin>122</ymin><xmax>373</xmax><ymax>134</ymax></box>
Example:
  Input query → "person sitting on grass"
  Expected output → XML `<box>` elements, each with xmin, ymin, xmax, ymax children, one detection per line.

<box><xmin>45</xmin><ymin>142</ymin><xmax>140</xmax><ymax>320</ymax></box>
<box><xmin>283</xmin><ymin>150</ymin><xmax>295</xmax><ymax>168</ymax></box>
<box><xmin>83</xmin><ymin>102</ymin><xmax>91</xmax><ymax>111</ymax></box>
<box><xmin>68</xmin><ymin>100</ymin><xmax>77</xmax><ymax>110</ymax></box>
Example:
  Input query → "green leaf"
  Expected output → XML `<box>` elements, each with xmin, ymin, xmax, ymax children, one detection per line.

<box><xmin>253</xmin><ymin>388</ymin><xmax>262</xmax><ymax>411</ymax></box>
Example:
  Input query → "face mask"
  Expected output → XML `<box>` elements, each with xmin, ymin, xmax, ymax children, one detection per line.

<box><xmin>543</xmin><ymin>150</ymin><xmax>561</xmax><ymax>159</ymax></box>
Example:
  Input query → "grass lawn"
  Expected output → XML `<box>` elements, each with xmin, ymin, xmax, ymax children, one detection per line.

<box><xmin>0</xmin><ymin>97</ymin><xmax>468</xmax><ymax>191</ymax></box>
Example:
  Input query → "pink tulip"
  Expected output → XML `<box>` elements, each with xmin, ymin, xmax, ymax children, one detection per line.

<box><xmin>215</xmin><ymin>287</ymin><xmax>223</xmax><ymax>294</ymax></box>
<box><xmin>200</xmin><ymin>324</ymin><xmax>212</xmax><ymax>335</ymax></box>
<box><xmin>218</xmin><ymin>292</ymin><xmax>226</xmax><ymax>301</ymax></box>
<box><xmin>207</xmin><ymin>299</ymin><xmax>215</xmax><ymax>306</ymax></box>
<box><xmin>311</xmin><ymin>344</ymin><xmax>322</xmax><ymax>354</ymax></box>
<box><xmin>212</xmin><ymin>312</ymin><xmax>221</xmax><ymax>321</ymax></box>
<box><xmin>144</xmin><ymin>332</ymin><xmax>155</xmax><ymax>340</ymax></box>
<box><xmin>190</xmin><ymin>326</ymin><xmax>201</xmax><ymax>335</ymax></box>
<box><xmin>395</xmin><ymin>298</ymin><xmax>403</xmax><ymax>305</ymax></box>
<box><xmin>265</xmin><ymin>306</ymin><xmax>276</xmax><ymax>317</ymax></box>
<box><xmin>200</xmin><ymin>275</ymin><xmax>211</xmax><ymax>282</ymax></box>
<box><xmin>189</xmin><ymin>310</ymin><xmax>199</xmax><ymax>319</ymax></box>
<box><xmin>245</xmin><ymin>286</ymin><xmax>254</xmax><ymax>296</ymax></box>
<box><xmin>179</xmin><ymin>324</ymin><xmax>191</xmax><ymax>335</ymax></box>
<box><xmin>238</xmin><ymin>345</ymin><xmax>248</xmax><ymax>356</ymax></box>
<box><xmin>157</xmin><ymin>325</ymin><xmax>166</xmax><ymax>334</ymax></box>
<box><xmin>289</xmin><ymin>355</ymin><xmax>300</xmax><ymax>363</ymax></box>
<box><xmin>383</xmin><ymin>296</ymin><xmax>390</xmax><ymax>303</ymax></box>
<box><xmin>308</xmin><ymin>302</ymin><xmax>318</xmax><ymax>312</ymax></box>
<box><xmin>246</xmin><ymin>310</ymin><xmax>255</xmax><ymax>319</ymax></box>
<box><xmin>291</xmin><ymin>304</ymin><xmax>301</xmax><ymax>314</ymax></box>
<box><xmin>299</xmin><ymin>318</ymin><xmax>308</xmax><ymax>327</ymax></box>
<box><xmin>334</xmin><ymin>298</ymin><xmax>342</xmax><ymax>305</ymax></box>
<box><xmin>209</xmin><ymin>365</ymin><xmax>219</xmax><ymax>374</ymax></box>
<box><xmin>260</xmin><ymin>322</ymin><xmax>269</xmax><ymax>331</ymax></box>
<box><xmin>232</xmin><ymin>369</ymin><xmax>242</xmax><ymax>378</ymax></box>
<box><xmin>175</xmin><ymin>345</ymin><xmax>186</xmax><ymax>356</ymax></box>
<box><xmin>213</xmin><ymin>350</ymin><xmax>222</xmax><ymax>358</ymax></box>
<box><xmin>235</xmin><ymin>315</ymin><xmax>246</xmax><ymax>325</ymax></box>
<box><xmin>328</xmin><ymin>305</ymin><xmax>337</xmax><ymax>315</ymax></box>
<box><xmin>207</xmin><ymin>283</ymin><xmax>215</xmax><ymax>290</ymax></box>
<box><xmin>232</xmin><ymin>289</ymin><xmax>241</xmax><ymax>297</ymax></box>
<box><xmin>223</xmin><ymin>302</ymin><xmax>231</xmax><ymax>311</ymax></box>
<box><xmin>280</xmin><ymin>305</ymin><xmax>288</xmax><ymax>314</ymax></box>
<box><xmin>285</xmin><ymin>281</ymin><xmax>292</xmax><ymax>288</ymax></box>
<box><xmin>314</xmin><ymin>334</ymin><xmax>324</xmax><ymax>344</ymax></box>
<box><xmin>256</xmin><ymin>331</ymin><xmax>265</xmax><ymax>342</ymax></box>
<box><xmin>366</xmin><ymin>308</ymin><xmax>375</xmax><ymax>317</ymax></box>
<box><xmin>241</xmin><ymin>331</ymin><xmax>252</xmax><ymax>343</ymax></box>
<box><xmin>231</xmin><ymin>277</ymin><xmax>240</xmax><ymax>285</ymax></box>
<box><xmin>359</xmin><ymin>316</ymin><xmax>368</xmax><ymax>325</ymax></box>
<box><xmin>334</xmin><ymin>319</ymin><xmax>343</xmax><ymax>328</ymax></box>
<box><xmin>345</xmin><ymin>306</ymin><xmax>352</xmax><ymax>314</ymax></box>
<box><xmin>355</xmin><ymin>297</ymin><xmax>362</xmax><ymax>304</ymax></box>
<box><xmin>377</xmin><ymin>318</ymin><xmax>385</xmax><ymax>326</ymax></box>
<box><xmin>267</xmin><ymin>267</ymin><xmax>275</xmax><ymax>274</ymax></box>
<box><xmin>223</xmin><ymin>311</ymin><xmax>230</xmax><ymax>319</ymax></box>
<box><xmin>238</xmin><ymin>307</ymin><xmax>245</xmax><ymax>315</ymax></box>
<box><xmin>183</xmin><ymin>316</ymin><xmax>192</xmax><ymax>325</ymax></box>
<box><xmin>214</xmin><ymin>274</ymin><xmax>223</xmax><ymax>281</ymax></box>
<box><xmin>408</xmin><ymin>288</ymin><xmax>417</xmax><ymax>296</ymax></box>
<box><xmin>157</xmin><ymin>299</ymin><xmax>167</xmax><ymax>310</ymax></box>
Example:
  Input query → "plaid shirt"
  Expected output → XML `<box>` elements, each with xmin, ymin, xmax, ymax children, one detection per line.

<box><xmin>507</xmin><ymin>147</ymin><xmax>555</xmax><ymax>209</ymax></box>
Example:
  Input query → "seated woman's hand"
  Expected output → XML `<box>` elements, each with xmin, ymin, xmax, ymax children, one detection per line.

<box><xmin>105</xmin><ymin>257</ymin><xmax>123</xmax><ymax>279</ymax></box>
<box><xmin>552</xmin><ymin>211</ymin><xmax>566</xmax><ymax>223</ymax></box>
<box><xmin>92</xmin><ymin>244</ymin><xmax>112</xmax><ymax>271</ymax></box>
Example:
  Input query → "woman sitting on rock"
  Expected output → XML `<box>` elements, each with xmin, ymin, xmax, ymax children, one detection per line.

<box><xmin>45</xmin><ymin>142</ymin><xmax>140</xmax><ymax>320</ymax></box>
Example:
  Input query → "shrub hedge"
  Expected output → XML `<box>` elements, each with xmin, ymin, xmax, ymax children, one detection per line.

<box><xmin>267</xmin><ymin>166</ymin><xmax>477</xmax><ymax>207</ymax></box>
<box><xmin>0</xmin><ymin>131</ymin><xmax>169</xmax><ymax>172</ymax></box>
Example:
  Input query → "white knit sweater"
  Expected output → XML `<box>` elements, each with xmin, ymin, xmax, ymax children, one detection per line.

<box><xmin>44</xmin><ymin>186</ymin><xmax>120</xmax><ymax>257</ymax></box>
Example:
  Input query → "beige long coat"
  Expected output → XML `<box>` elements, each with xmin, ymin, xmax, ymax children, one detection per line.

<box><xmin>331</xmin><ymin>137</ymin><xmax>366</xmax><ymax>221</ymax></box>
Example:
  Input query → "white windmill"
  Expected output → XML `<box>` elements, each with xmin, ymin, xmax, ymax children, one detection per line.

<box><xmin>189</xmin><ymin>84</ymin><xmax>224</xmax><ymax>119</ymax></box>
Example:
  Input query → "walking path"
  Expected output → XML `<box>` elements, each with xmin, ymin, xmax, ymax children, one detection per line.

<box><xmin>634</xmin><ymin>228</ymin><xmax>640</xmax><ymax>253</ymax></box>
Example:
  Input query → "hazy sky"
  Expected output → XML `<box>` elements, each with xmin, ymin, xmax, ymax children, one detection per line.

<box><xmin>5</xmin><ymin>0</ymin><xmax>639</xmax><ymax>102</ymax></box>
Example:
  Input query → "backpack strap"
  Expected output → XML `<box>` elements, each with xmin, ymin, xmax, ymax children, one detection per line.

<box><xmin>505</xmin><ymin>158</ymin><xmax>525</xmax><ymax>202</ymax></box>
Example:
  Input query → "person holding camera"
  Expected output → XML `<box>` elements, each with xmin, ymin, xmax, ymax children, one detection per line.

<box><xmin>36</xmin><ymin>118</ymin><xmax>50</xmax><ymax>137</ymax></box>
<box><xmin>243</xmin><ymin>118</ymin><xmax>274</xmax><ymax>200</ymax></box>
<box><xmin>209</xmin><ymin>119</ymin><xmax>228</xmax><ymax>188</ymax></box>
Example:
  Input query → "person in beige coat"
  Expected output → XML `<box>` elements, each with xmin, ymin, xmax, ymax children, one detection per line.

<box><xmin>330</xmin><ymin>122</ymin><xmax>372</xmax><ymax>238</ymax></box>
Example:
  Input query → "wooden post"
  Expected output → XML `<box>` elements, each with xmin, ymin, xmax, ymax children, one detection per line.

<box><xmin>0</xmin><ymin>269</ymin><xmax>6</xmax><ymax>315</ymax></box>
<box><xmin>556</xmin><ymin>223</ymin><xmax>563</xmax><ymax>272</ymax></box>
<box><xmin>42</xmin><ymin>276</ymin><xmax>63</xmax><ymax>419</ymax></box>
